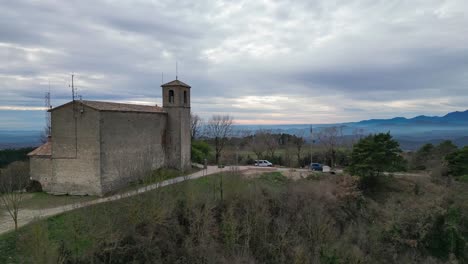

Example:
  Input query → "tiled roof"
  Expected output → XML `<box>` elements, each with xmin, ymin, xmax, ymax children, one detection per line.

<box><xmin>161</xmin><ymin>79</ymin><xmax>191</xmax><ymax>88</ymax></box>
<box><xmin>28</xmin><ymin>141</ymin><xmax>52</xmax><ymax>157</ymax></box>
<box><xmin>80</xmin><ymin>101</ymin><xmax>165</xmax><ymax>113</ymax></box>
<box><xmin>51</xmin><ymin>100</ymin><xmax>166</xmax><ymax>113</ymax></box>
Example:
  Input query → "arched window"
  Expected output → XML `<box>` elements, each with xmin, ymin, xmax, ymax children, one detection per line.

<box><xmin>169</xmin><ymin>90</ymin><xmax>174</xmax><ymax>103</ymax></box>
<box><xmin>184</xmin><ymin>91</ymin><xmax>187</xmax><ymax>104</ymax></box>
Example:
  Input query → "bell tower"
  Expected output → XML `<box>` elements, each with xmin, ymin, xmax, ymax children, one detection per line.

<box><xmin>162</xmin><ymin>79</ymin><xmax>191</xmax><ymax>170</ymax></box>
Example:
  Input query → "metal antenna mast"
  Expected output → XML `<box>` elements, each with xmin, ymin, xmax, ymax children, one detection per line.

<box><xmin>176</xmin><ymin>61</ymin><xmax>178</xmax><ymax>80</ymax></box>
<box><xmin>45</xmin><ymin>82</ymin><xmax>52</xmax><ymax>136</ymax></box>
<box><xmin>71</xmin><ymin>74</ymin><xmax>75</xmax><ymax>101</ymax></box>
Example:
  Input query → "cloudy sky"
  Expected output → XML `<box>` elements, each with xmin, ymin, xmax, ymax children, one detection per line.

<box><xmin>1</xmin><ymin>0</ymin><xmax>468</xmax><ymax>130</ymax></box>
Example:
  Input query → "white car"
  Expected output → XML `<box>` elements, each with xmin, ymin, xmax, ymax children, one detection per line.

<box><xmin>254</xmin><ymin>160</ymin><xmax>273</xmax><ymax>167</ymax></box>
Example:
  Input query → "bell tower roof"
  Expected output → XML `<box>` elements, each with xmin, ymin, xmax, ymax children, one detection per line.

<box><xmin>161</xmin><ymin>79</ymin><xmax>191</xmax><ymax>88</ymax></box>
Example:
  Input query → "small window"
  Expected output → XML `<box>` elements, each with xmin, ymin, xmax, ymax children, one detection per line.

<box><xmin>169</xmin><ymin>90</ymin><xmax>174</xmax><ymax>103</ymax></box>
<box><xmin>183</xmin><ymin>91</ymin><xmax>187</xmax><ymax>104</ymax></box>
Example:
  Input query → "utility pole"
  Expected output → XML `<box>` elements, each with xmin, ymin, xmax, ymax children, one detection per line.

<box><xmin>310</xmin><ymin>125</ymin><xmax>313</xmax><ymax>168</ymax></box>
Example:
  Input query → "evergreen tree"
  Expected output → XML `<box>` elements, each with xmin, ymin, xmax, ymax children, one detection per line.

<box><xmin>446</xmin><ymin>146</ymin><xmax>468</xmax><ymax>178</ymax></box>
<box><xmin>349</xmin><ymin>133</ymin><xmax>404</xmax><ymax>178</ymax></box>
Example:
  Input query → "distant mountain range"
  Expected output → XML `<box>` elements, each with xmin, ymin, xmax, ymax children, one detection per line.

<box><xmin>235</xmin><ymin>110</ymin><xmax>468</xmax><ymax>150</ymax></box>
<box><xmin>350</xmin><ymin>110</ymin><xmax>468</xmax><ymax>126</ymax></box>
<box><xmin>1</xmin><ymin>110</ymin><xmax>467</xmax><ymax>150</ymax></box>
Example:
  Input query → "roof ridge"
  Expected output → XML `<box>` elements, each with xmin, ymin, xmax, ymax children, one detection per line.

<box><xmin>50</xmin><ymin>100</ymin><xmax>166</xmax><ymax>113</ymax></box>
<box><xmin>161</xmin><ymin>79</ymin><xmax>191</xmax><ymax>88</ymax></box>
<box><xmin>81</xmin><ymin>100</ymin><xmax>163</xmax><ymax>108</ymax></box>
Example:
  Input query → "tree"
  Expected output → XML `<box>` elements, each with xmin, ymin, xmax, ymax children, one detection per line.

<box><xmin>191</xmin><ymin>140</ymin><xmax>211</xmax><ymax>164</ymax></box>
<box><xmin>0</xmin><ymin>161</ymin><xmax>30</xmax><ymax>231</ymax></box>
<box><xmin>190</xmin><ymin>113</ymin><xmax>203</xmax><ymax>140</ymax></box>
<box><xmin>435</xmin><ymin>140</ymin><xmax>458</xmax><ymax>158</ymax></box>
<box><xmin>410</xmin><ymin>141</ymin><xmax>458</xmax><ymax>171</ymax></box>
<box><xmin>263</xmin><ymin>131</ymin><xmax>279</xmax><ymax>158</ymax></box>
<box><xmin>348</xmin><ymin>133</ymin><xmax>404</xmax><ymax>178</ymax></box>
<box><xmin>292</xmin><ymin>135</ymin><xmax>306</xmax><ymax>167</ymax></box>
<box><xmin>317</xmin><ymin>126</ymin><xmax>342</xmax><ymax>168</ymax></box>
<box><xmin>446</xmin><ymin>146</ymin><xmax>468</xmax><ymax>178</ymax></box>
<box><xmin>411</xmin><ymin>143</ymin><xmax>435</xmax><ymax>170</ymax></box>
<box><xmin>249</xmin><ymin>130</ymin><xmax>270</xmax><ymax>160</ymax></box>
<box><xmin>205</xmin><ymin>115</ymin><xmax>234</xmax><ymax>164</ymax></box>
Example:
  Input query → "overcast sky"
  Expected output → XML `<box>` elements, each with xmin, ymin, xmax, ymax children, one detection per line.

<box><xmin>1</xmin><ymin>0</ymin><xmax>468</xmax><ymax>129</ymax></box>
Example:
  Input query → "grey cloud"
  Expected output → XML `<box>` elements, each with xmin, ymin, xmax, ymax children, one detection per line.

<box><xmin>1</xmin><ymin>0</ymin><xmax>468</xmax><ymax>128</ymax></box>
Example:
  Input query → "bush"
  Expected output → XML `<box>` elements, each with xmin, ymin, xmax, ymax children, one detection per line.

<box><xmin>259</xmin><ymin>171</ymin><xmax>288</xmax><ymax>185</ymax></box>
<box><xmin>191</xmin><ymin>140</ymin><xmax>212</xmax><ymax>164</ymax></box>
<box><xmin>3</xmin><ymin>170</ymin><xmax>467</xmax><ymax>263</ymax></box>
<box><xmin>0</xmin><ymin>161</ymin><xmax>30</xmax><ymax>192</ymax></box>
<box><xmin>446</xmin><ymin>146</ymin><xmax>468</xmax><ymax>178</ymax></box>
<box><xmin>458</xmin><ymin>175</ymin><xmax>468</xmax><ymax>182</ymax></box>
<box><xmin>409</xmin><ymin>141</ymin><xmax>458</xmax><ymax>171</ymax></box>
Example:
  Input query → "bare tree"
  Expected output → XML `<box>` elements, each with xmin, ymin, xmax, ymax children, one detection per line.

<box><xmin>190</xmin><ymin>112</ymin><xmax>203</xmax><ymax>140</ymax></box>
<box><xmin>351</xmin><ymin>127</ymin><xmax>365</xmax><ymax>146</ymax></box>
<box><xmin>39</xmin><ymin>126</ymin><xmax>51</xmax><ymax>144</ymax></box>
<box><xmin>250</xmin><ymin>131</ymin><xmax>268</xmax><ymax>160</ymax></box>
<box><xmin>293</xmin><ymin>134</ymin><xmax>306</xmax><ymax>167</ymax></box>
<box><xmin>205</xmin><ymin>115</ymin><xmax>234</xmax><ymax>164</ymax></box>
<box><xmin>263</xmin><ymin>130</ymin><xmax>279</xmax><ymax>158</ymax></box>
<box><xmin>283</xmin><ymin>142</ymin><xmax>295</xmax><ymax>168</ymax></box>
<box><xmin>40</xmin><ymin>91</ymin><xmax>52</xmax><ymax>144</ymax></box>
<box><xmin>317</xmin><ymin>127</ymin><xmax>341</xmax><ymax>168</ymax></box>
<box><xmin>0</xmin><ymin>161</ymin><xmax>30</xmax><ymax>231</ymax></box>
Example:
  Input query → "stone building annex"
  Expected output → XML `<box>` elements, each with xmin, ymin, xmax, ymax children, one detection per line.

<box><xmin>28</xmin><ymin>79</ymin><xmax>191</xmax><ymax>196</ymax></box>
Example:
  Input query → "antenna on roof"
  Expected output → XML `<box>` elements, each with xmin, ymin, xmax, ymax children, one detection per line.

<box><xmin>45</xmin><ymin>83</ymin><xmax>52</xmax><ymax>137</ymax></box>
<box><xmin>70</xmin><ymin>74</ymin><xmax>75</xmax><ymax>101</ymax></box>
<box><xmin>161</xmin><ymin>72</ymin><xmax>164</xmax><ymax>84</ymax></box>
<box><xmin>176</xmin><ymin>61</ymin><xmax>178</xmax><ymax>80</ymax></box>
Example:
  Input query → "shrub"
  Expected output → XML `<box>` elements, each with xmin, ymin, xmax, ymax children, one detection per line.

<box><xmin>191</xmin><ymin>140</ymin><xmax>212</xmax><ymax>164</ymax></box>
<box><xmin>458</xmin><ymin>175</ymin><xmax>468</xmax><ymax>182</ymax></box>
<box><xmin>446</xmin><ymin>146</ymin><xmax>468</xmax><ymax>178</ymax></box>
<box><xmin>259</xmin><ymin>171</ymin><xmax>288</xmax><ymax>185</ymax></box>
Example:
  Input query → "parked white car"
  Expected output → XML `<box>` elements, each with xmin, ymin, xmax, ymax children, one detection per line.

<box><xmin>254</xmin><ymin>160</ymin><xmax>273</xmax><ymax>167</ymax></box>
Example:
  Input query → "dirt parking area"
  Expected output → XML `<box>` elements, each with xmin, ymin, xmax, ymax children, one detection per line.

<box><xmin>240</xmin><ymin>166</ymin><xmax>325</xmax><ymax>180</ymax></box>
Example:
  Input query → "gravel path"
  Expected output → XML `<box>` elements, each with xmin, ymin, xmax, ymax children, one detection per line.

<box><xmin>0</xmin><ymin>166</ymin><xmax>249</xmax><ymax>235</ymax></box>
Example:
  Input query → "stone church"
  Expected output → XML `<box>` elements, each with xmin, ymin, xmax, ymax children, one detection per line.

<box><xmin>28</xmin><ymin>79</ymin><xmax>191</xmax><ymax>196</ymax></box>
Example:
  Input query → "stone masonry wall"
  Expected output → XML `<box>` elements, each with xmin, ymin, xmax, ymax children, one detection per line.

<box><xmin>29</xmin><ymin>157</ymin><xmax>52</xmax><ymax>189</ymax></box>
<box><xmin>49</xmin><ymin>103</ymin><xmax>102</xmax><ymax>195</ymax></box>
<box><xmin>99</xmin><ymin>111</ymin><xmax>167</xmax><ymax>194</ymax></box>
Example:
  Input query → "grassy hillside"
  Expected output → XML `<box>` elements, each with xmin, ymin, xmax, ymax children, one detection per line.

<box><xmin>1</xmin><ymin>171</ymin><xmax>467</xmax><ymax>263</ymax></box>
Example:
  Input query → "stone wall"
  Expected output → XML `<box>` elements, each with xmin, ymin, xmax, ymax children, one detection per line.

<box><xmin>49</xmin><ymin>103</ymin><xmax>102</xmax><ymax>195</ymax></box>
<box><xmin>29</xmin><ymin>157</ymin><xmax>52</xmax><ymax>189</ymax></box>
<box><xmin>164</xmin><ymin>107</ymin><xmax>191</xmax><ymax>170</ymax></box>
<box><xmin>99</xmin><ymin>111</ymin><xmax>167</xmax><ymax>194</ymax></box>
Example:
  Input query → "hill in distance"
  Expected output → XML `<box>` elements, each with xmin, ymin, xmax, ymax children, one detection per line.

<box><xmin>1</xmin><ymin>110</ymin><xmax>467</xmax><ymax>150</ymax></box>
<box><xmin>235</xmin><ymin>110</ymin><xmax>468</xmax><ymax>150</ymax></box>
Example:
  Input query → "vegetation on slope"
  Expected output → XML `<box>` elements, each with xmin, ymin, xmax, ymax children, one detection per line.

<box><xmin>0</xmin><ymin>147</ymin><xmax>34</xmax><ymax>168</ymax></box>
<box><xmin>1</xmin><ymin>170</ymin><xmax>467</xmax><ymax>263</ymax></box>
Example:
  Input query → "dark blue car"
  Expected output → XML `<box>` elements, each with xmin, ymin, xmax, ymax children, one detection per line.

<box><xmin>310</xmin><ymin>163</ymin><xmax>323</xmax><ymax>171</ymax></box>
